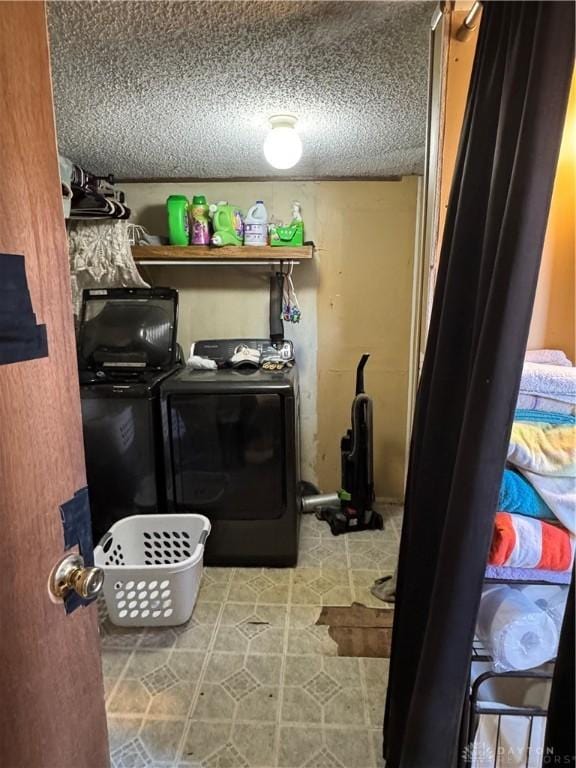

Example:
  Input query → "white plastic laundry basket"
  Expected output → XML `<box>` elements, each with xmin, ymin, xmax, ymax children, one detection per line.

<box><xmin>94</xmin><ymin>514</ymin><xmax>211</xmax><ymax>627</ymax></box>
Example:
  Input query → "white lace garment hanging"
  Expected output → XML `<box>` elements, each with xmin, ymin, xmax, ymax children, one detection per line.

<box><xmin>67</xmin><ymin>220</ymin><xmax>149</xmax><ymax>315</ymax></box>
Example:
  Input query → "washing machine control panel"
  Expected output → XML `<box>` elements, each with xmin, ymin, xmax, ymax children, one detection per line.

<box><xmin>193</xmin><ymin>339</ymin><xmax>294</xmax><ymax>365</ymax></box>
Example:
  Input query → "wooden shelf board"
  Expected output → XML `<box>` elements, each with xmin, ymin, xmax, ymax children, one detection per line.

<box><xmin>132</xmin><ymin>244</ymin><xmax>314</xmax><ymax>262</ymax></box>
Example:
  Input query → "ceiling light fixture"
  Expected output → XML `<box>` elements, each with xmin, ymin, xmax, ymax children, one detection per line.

<box><xmin>263</xmin><ymin>114</ymin><xmax>302</xmax><ymax>170</ymax></box>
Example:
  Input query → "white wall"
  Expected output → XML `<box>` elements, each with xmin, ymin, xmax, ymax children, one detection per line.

<box><xmin>527</xmin><ymin>71</ymin><xmax>576</xmax><ymax>361</ymax></box>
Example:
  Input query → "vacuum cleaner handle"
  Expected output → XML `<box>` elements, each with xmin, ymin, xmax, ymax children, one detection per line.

<box><xmin>355</xmin><ymin>354</ymin><xmax>370</xmax><ymax>395</ymax></box>
<box><xmin>269</xmin><ymin>272</ymin><xmax>284</xmax><ymax>344</ymax></box>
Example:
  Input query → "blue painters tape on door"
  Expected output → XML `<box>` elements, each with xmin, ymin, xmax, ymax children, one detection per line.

<box><xmin>0</xmin><ymin>253</ymin><xmax>48</xmax><ymax>365</ymax></box>
<box><xmin>60</xmin><ymin>487</ymin><xmax>96</xmax><ymax>613</ymax></box>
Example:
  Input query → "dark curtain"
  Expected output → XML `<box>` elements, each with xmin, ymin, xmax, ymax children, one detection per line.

<box><xmin>544</xmin><ymin>575</ymin><xmax>575</xmax><ymax>766</ymax></box>
<box><xmin>383</xmin><ymin>3</ymin><xmax>575</xmax><ymax>767</ymax></box>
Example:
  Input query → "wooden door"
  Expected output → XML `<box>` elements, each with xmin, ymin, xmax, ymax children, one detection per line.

<box><xmin>0</xmin><ymin>3</ymin><xmax>109</xmax><ymax>767</ymax></box>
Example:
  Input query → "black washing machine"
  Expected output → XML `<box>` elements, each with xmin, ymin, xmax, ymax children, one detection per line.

<box><xmin>78</xmin><ymin>287</ymin><xmax>181</xmax><ymax>542</ymax></box>
<box><xmin>160</xmin><ymin>339</ymin><xmax>301</xmax><ymax>566</ymax></box>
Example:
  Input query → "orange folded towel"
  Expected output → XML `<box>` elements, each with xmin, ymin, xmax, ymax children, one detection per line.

<box><xmin>489</xmin><ymin>512</ymin><xmax>574</xmax><ymax>571</ymax></box>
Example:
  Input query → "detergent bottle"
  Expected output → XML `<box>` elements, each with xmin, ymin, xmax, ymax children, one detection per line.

<box><xmin>210</xmin><ymin>202</ymin><xmax>244</xmax><ymax>247</ymax></box>
<box><xmin>166</xmin><ymin>195</ymin><xmax>189</xmax><ymax>245</ymax></box>
<box><xmin>244</xmin><ymin>200</ymin><xmax>268</xmax><ymax>246</ymax></box>
<box><xmin>190</xmin><ymin>195</ymin><xmax>211</xmax><ymax>245</ymax></box>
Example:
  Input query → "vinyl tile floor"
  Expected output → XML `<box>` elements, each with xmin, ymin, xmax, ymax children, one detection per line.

<box><xmin>102</xmin><ymin>505</ymin><xmax>402</xmax><ymax>768</ymax></box>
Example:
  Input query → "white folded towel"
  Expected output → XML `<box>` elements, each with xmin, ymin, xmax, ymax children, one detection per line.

<box><xmin>187</xmin><ymin>355</ymin><xmax>217</xmax><ymax>370</ymax></box>
<box><xmin>520</xmin><ymin>362</ymin><xmax>576</xmax><ymax>404</ymax></box>
<box><xmin>516</xmin><ymin>394</ymin><xmax>575</xmax><ymax>415</ymax></box>
<box><xmin>519</xmin><ymin>470</ymin><xmax>576</xmax><ymax>533</ymax></box>
<box><xmin>525</xmin><ymin>349</ymin><xmax>572</xmax><ymax>367</ymax></box>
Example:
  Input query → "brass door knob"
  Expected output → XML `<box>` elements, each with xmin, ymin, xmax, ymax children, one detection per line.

<box><xmin>49</xmin><ymin>553</ymin><xmax>104</xmax><ymax>601</ymax></box>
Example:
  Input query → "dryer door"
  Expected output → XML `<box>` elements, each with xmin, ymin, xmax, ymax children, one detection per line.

<box><xmin>168</xmin><ymin>392</ymin><xmax>286</xmax><ymax>520</ymax></box>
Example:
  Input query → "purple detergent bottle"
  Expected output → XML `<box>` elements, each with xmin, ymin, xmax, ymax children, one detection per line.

<box><xmin>190</xmin><ymin>195</ymin><xmax>211</xmax><ymax>245</ymax></box>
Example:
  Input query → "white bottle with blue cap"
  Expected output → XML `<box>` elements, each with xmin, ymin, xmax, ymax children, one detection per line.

<box><xmin>244</xmin><ymin>200</ymin><xmax>268</xmax><ymax>246</ymax></box>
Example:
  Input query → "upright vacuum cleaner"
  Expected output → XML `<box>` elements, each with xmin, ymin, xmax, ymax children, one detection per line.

<box><xmin>302</xmin><ymin>354</ymin><xmax>383</xmax><ymax>535</ymax></box>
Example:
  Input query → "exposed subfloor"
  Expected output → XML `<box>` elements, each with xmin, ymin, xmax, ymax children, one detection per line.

<box><xmin>102</xmin><ymin>505</ymin><xmax>402</xmax><ymax>768</ymax></box>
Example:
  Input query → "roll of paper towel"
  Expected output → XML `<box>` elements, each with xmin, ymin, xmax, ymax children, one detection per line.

<box><xmin>477</xmin><ymin>586</ymin><xmax>559</xmax><ymax>671</ymax></box>
<box><xmin>520</xmin><ymin>585</ymin><xmax>569</xmax><ymax>632</ymax></box>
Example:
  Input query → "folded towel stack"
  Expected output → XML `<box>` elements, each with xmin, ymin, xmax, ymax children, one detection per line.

<box><xmin>516</xmin><ymin>351</ymin><xmax>576</xmax><ymax>415</ymax></box>
<box><xmin>480</xmin><ymin>353</ymin><xmax>574</xmax><ymax>675</ymax></box>
<box><xmin>491</xmin><ymin>351</ymin><xmax>575</xmax><ymax>573</ymax></box>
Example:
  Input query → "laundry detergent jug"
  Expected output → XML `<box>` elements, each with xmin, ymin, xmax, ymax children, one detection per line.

<box><xmin>190</xmin><ymin>195</ymin><xmax>211</xmax><ymax>245</ymax></box>
<box><xmin>166</xmin><ymin>195</ymin><xmax>189</xmax><ymax>245</ymax></box>
<box><xmin>244</xmin><ymin>200</ymin><xmax>268</xmax><ymax>246</ymax></box>
<box><xmin>209</xmin><ymin>202</ymin><xmax>244</xmax><ymax>247</ymax></box>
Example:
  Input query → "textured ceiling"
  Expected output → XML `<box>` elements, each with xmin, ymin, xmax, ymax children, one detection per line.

<box><xmin>48</xmin><ymin>1</ymin><xmax>432</xmax><ymax>179</ymax></box>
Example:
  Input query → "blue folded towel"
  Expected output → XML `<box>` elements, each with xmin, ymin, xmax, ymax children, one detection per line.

<box><xmin>514</xmin><ymin>408</ymin><xmax>575</xmax><ymax>427</ymax></box>
<box><xmin>498</xmin><ymin>468</ymin><xmax>556</xmax><ymax>521</ymax></box>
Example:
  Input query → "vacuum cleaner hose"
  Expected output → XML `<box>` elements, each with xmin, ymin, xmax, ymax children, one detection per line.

<box><xmin>301</xmin><ymin>493</ymin><xmax>340</xmax><ymax>512</ymax></box>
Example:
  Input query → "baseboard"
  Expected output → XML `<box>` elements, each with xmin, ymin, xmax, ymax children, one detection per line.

<box><xmin>375</xmin><ymin>496</ymin><xmax>404</xmax><ymax>506</ymax></box>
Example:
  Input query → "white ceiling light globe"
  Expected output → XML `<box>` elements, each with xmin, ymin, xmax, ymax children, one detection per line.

<box><xmin>263</xmin><ymin>115</ymin><xmax>302</xmax><ymax>170</ymax></box>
